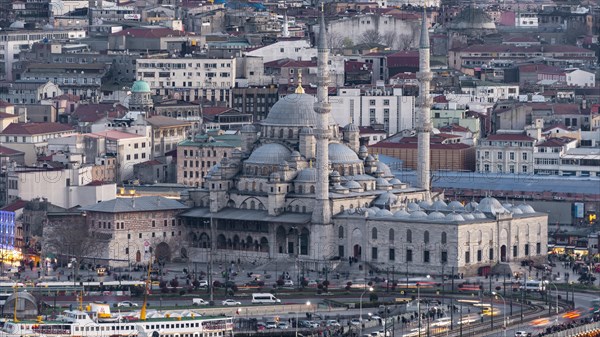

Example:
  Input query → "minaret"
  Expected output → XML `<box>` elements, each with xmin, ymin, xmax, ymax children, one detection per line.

<box><xmin>311</xmin><ymin>6</ymin><xmax>332</xmax><ymax>225</ymax></box>
<box><xmin>416</xmin><ymin>6</ymin><xmax>432</xmax><ymax>200</ymax></box>
<box><xmin>282</xmin><ymin>11</ymin><xmax>290</xmax><ymax>38</ymax></box>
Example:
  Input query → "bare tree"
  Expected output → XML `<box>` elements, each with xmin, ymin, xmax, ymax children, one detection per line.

<box><xmin>327</xmin><ymin>32</ymin><xmax>345</xmax><ymax>52</ymax></box>
<box><xmin>382</xmin><ymin>31</ymin><xmax>398</xmax><ymax>49</ymax></box>
<box><xmin>359</xmin><ymin>29</ymin><xmax>383</xmax><ymax>45</ymax></box>
<box><xmin>397</xmin><ymin>33</ymin><xmax>416</xmax><ymax>50</ymax></box>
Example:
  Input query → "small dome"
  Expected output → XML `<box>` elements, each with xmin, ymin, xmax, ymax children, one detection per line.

<box><xmin>479</xmin><ymin>197</ymin><xmax>508</xmax><ymax>215</ymax></box>
<box><xmin>344</xmin><ymin>180</ymin><xmax>362</xmax><ymax>189</ymax></box>
<box><xmin>389</xmin><ymin>178</ymin><xmax>402</xmax><ymax>185</ymax></box>
<box><xmin>205</xmin><ymin>163</ymin><xmax>221</xmax><ymax>179</ymax></box>
<box><xmin>290</xmin><ymin>150</ymin><xmax>301</xmax><ymax>159</ymax></box>
<box><xmin>465</xmin><ymin>201</ymin><xmax>479</xmax><ymax>212</ymax></box>
<box><xmin>295</xmin><ymin>168</ymin><xmax>317</xmax><ymax>182</ymax></box>
<box><xmin>131</xmin><ymin>80</ymin><xmax>151</xmax><ymax>93</ymax></box>
<box><xmin>419</xmin><ymin>200</ymin><xmax>433</xmax><ymax>210</ymax></box>
<box><xmin>373</xmin><ymin>192</ymin><xmax>398</xmax><ymax>207</ymax></box>
<box><xmin>376</xmin><ymin>162</ymin><xmax>394</xmax><ymax>178</ymax></box>
<box><xmin>329</xmin><ymin>143</ymin><xmax>361</xmax><ymax>164</ymax></box>
<box><xmin>447</xmin><ymin>201</ymin><xmax>465</xmax><ymax>211</ymax></box>
<box><xmin>365</xmin><ymin>208</ymin><xmax>377</xmax><ymax>216</ymax></box>
<box><xmin>241</xmin><ymin>124</ymin><xmax>256</xmax><ymax>133</ymax></box>
<box><xmin>473</xmin><ymin>211</ymin><xmax>487</xmax><ymax>219</ymax></box>
<box><xmin>393</xmin><ymin>209</ymin><xmax>410</xmax><ymax>218</ymax></box>
<box><xmin>330</xmin><ymin>170</ymin><xmax>341</xmax><ymax>178</ymax></box>
<box><xmin>270</xmin><ymin>172</ymin><xmax>281</xmax><ymax>181</ymax></box>
<box><xmin>427</xmin><ymin>211</ymin><xmax>446</xmax><ymax>220</ymax></box>
<box><xmin>502</xmin><ymin>203</ymin><xmax>513</xmax><ymax>209</ymax></box>
<box><xmin>518</xmin><ymin>204</ymin><xmax>536</xmax><ymax>214</ymax></box>
<box><xmin>300</xmin><ymin>127</ymin><xmax>314</xmax><ymax>135</ymax></box>
<box><xmin>9</xmin><ymin>21</ymin><xmax>25</xmax><ymax>29</ymax></box>
<box><xmin>376</xmin><ymin>209</ymin><xmax>393</xmax><ymax>217</ymax></box>
<box><xmin>407</xmin><ymin>202</ymin><xmax>421</xmax><ymax>212</ymax></box>
<box><xmin>445</xmin><ymin>213</ymin><xmax>465</xmax><ymax>221</ymax></box>
<box><xmin>376</xmin><ymin>177</ymin><xmax>392</xmax><ymax>187</ymax></box>
<box><xmin>462</xmin><ymin>213</ymin><xmax>475</xmax><ymax>220</ymax></box>
<box><xmin>343</xmin><ymin>123</ymin><xmax>360</xmax><ymax>132</ymax></box>
<box><xmin>365</xmin><ymin>155</ymin><xmax>375</xmax><ymax>162</ymax></box>
<box><xmin>262</xmin><ymin>93</ymin><xmax>335</xmax><ymax>127</ymax></box>
<box><xmin>432</xmin><ymin>200</ymin><xmax>448</xmax><ymax>210</ymax></box>
<box><xmin>246</xmin><ymin>143</ymin><xmax>291</xmax><ymax>165</ymax></box>
<box><xmin>410</xmin><ymin>210</ymin><xmax>428</xmax><ymax>219</ymax></box>
<box><xmin>511</xmin><ymin>207</ymin><xmax>523</xmax><ymax>214</ymax></box>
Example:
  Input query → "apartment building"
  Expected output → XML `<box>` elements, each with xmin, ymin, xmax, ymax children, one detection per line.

<box><xmin>534</xmin><ymin>137</ymin><xmax>600</xmax><ymax>177</ymax></box>
<box><xmin>476</xmin><ymin>133</ymin><xmax>537</xmax><ymax>174</ymax></box>
<box><xmin>136</xmin><ymin>57</ymin><xmax>236</xmax><ymax>103</ymax></box>
<box><xmin>0</xmin><ymin>122</ymin><xmax>75</xmax><ymax>164</ymax></box>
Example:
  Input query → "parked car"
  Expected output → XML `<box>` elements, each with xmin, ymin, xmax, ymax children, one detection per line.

<box><xmin>116</xmin><ymin>301</ymin><xmax>138</xmax><ymax>307</ymax></box>
<box><xmin>350</xmin><ymin>318</ymin><xmax>361</xmax><ymax>326</ymax></box>
<box><xmin>221</xmin><ymin>299</ymin><xmax>241</xmax><ymax>306</ymax></box>
<box><xmin>326</xmin><ymin>320</ymin><xmax>341</xmax><ymax>327</ymax></box>
<box><xmin>515</xmin><ymin>332</ymin><xmax>532</xmax><ymax>337</ymax></box>
<box><xmin>192</xmin><ymin>298</ymin><xmax>209</xmax><ymax>306</ymax></box>
<box><xmin>197</xmin><ymin>280</ymin><xmax>208</xmax><ymax>288</ymax></box>
<box><xmin>265</xmin><ymin>321</ymin><xmax>278</xmax><ymax>329</ymax></box>
<box><xmin>277</xmin><ymin>322</ymin><xmax>289</xmax><ymax>329</ymax></box>
<box><xmin>283</xmin><ymin>280</ymin><xmax>294</xmax><ymax>287</ymax></box>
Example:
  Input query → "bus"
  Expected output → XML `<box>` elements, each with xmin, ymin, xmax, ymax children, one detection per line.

<box><xmin>519</xmin><ymin>280</ymin><xmax>546</xmax><ymax>292</ymax></box>
<box><xmin>457</xmin><ymin>282</ymin><xmax>483</xmax><ymax>292</ymax></box>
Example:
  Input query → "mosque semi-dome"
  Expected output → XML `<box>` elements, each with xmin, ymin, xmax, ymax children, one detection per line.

<box><xmin>131</xmin><ymin>80</ymin><xmax>151</xmax><ymax>93</ymax></box>
<box><xmin>518</xmin><ymin>204</ymin><xmax>536</xmax><ymax>214</ymax></box>
<box><xmin>295</xmin><ymin>168</ymin><xmax>317</xmax><ymax>182</ymax></box>
<box><xmin>328</xmin><ymin>143</ymin><xmax>362</xmax><ymax>164</ymax></box>
<box><xmin>478</xmin><ymin>197</ymin><xmax>508</xmax><ymax>215</ymax></box>
<box><xmin>245</xmin><ymin>143</ymin><xmax>291</xmax><ymax>165</ymax></box>
<box><xmin>261</xmin><ymin>93</ymin><xmax>335</xmax><ymax>127</ymax></box>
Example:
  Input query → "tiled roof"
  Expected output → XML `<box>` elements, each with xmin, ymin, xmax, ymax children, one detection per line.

<box><xmin>0</xmin><ymin>122</ymin><xmax>74</xmax><ymax>135</ymax></box>
<box><xmin>73</xmin><ymin>103</ymin><xmax>127</xmax><ymax>122</ymax></box>
<box><xmin>1</xmin><ymin>200</ymin><xmax>28</xmax><ymax>212</ymax></box>
<box><xmin>518</xmin><ymin>64</ymin><xmax>562</xmax><ymax>73</ymax></box>
<box><xmin>485</xmin><ymin>133</ymin><xmax>535</xmax><ymax>141</ymax></box>
<box><xmin>452</xmin><ymin>44</ymin><xmax>594</xmax><ymax>54</ymax></box>
<box><xmin>146</xmin><ymin>115</ymin><xmax>192</xmax><ymax>127</ymax></box>
<box><xmin>80</xmin><ymin>196</ymin><xmax>188</xmax><ymax>213</ymax></box>
<box><xmin>370</xmin><ymin>142</ymin><xmax>472</xmax><ymax>150</ymax></box>
<box><xmin>542</xmin><ymin>124</ymin><xmax>569</xmax><ymax>132</ymax></box>
<box><xmin>439</xmin><ymin>124</ymin><xmax>470</xmax><ymax>132</ymax></box>
<box><xmin>0</xmin><ymin>145</ymin><xmax>24</xmax><ymax>155</ymax></box>
<box><xmin>358</xmin><ymin>126</ymin><xmax>386</xmax><ymax>134</ymax></box>
<box><xmin>90</xmin><ymin>130</ymin><xmax>145</xmax><ymax>140</ymax></box>
<box><xmin>111</xmin><ymin>27</ymin><xmax>188</xmax><ymax>39</ymax></box>
<box><xmin>203</xmin><ymin>107</ymin><xmax>232</xmax><ymax>117</ymax></box>
<box><xmin>536</xmin><ymin>137</ymin><xmax>575</xmax><ymax>147</ymax></box>
<box><xmin>0</xmin><ymin>112</ymin><xmax>18</xmax><ymax>119</ymax></box>
<box><xmin>135</xmin><ymin>159</ymin><xmax>163</xmax><ymax>167</ymax></box>
<box><xmin>0</xmin><ymin>100</ymin><xmax>14</xmax><ymax>107</ymax></box>
<box><xmin>264</xmin><ymin>58</ymin><xmax>317</xmax><ymax>68</ymax></box>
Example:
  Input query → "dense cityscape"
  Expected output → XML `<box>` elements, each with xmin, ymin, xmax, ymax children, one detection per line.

<box><xmin>0</xmin><ymin>0</ymin><xmax>599</xmax><ymax>336</ymax></box>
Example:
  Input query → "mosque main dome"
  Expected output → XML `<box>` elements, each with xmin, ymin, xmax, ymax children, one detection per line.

<box><xmin>245</xmin><ymin>143</ymin><xmax>291</xmax><ymax>165</ymax></box>
<box><xmin>261</xmin><ymin>93</ymin><xmax>336</xmax><ymax>127</ymax></box>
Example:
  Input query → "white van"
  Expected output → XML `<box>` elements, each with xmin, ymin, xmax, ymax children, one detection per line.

<box><xmin>520</xmin><ymin>280</ymin><xmax>546</xmax><ymax>292</ymax></box>
<box><xmin>251</xmin><ymin>293</ymin><xmax>281</xmax><ymax>304</ymax></box>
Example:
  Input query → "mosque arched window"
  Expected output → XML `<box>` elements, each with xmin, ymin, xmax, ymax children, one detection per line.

<box><xmin>424</xmin><ymin>231</ymin><xmax>430</xmax><ymax>244</ymax></box>
<box><xmin>288</xmin><ymin>129</ymin><xmax>293</xmax><ymax>139</ymax></box>
<box><xmin>279</xmin><ymin>129</ymin><xmax>284</xmax><ymax>138</ymax></box>
<box><xmin>338</xmin><ymin>226</ymin><xmax>344</xmax><ymax>239</ymax></box>
<box><xmin>406</xmin><ymin>229</ymin><xmax>412</xmax><ymax>243</ymax></box>
<box><xmin>389</xmin><ymin>229</ymin><xmax>395</xmax><ymax>243</ymax></box>
<box><xmin>310</xmin><ymin>185</ymin><xmax>315</xmax><ymax>194</ymax></box>
<box><xmin>372</xmin><ymin>228</ymin><xmax>378</xmax><ymax>240</ymax></box>
<box><xmin>441</xmin><ymin>232</ymin><xmax>447</xmax><ymax>245</ymax></box>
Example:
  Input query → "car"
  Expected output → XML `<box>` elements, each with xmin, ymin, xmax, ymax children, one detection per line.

<box><xmin>256</xmin><ymin>322</ymin><xmax>266</xmax><ymax>331</ymax></box>
<box><xmin>116</xmin><ymin>301</ymin><xmax>138</xmax><ymax>308</ymax></box>
<box><xmin>277</xmin><ymin>322</ymin><xmax>289</xmax><ymax>329</ymax></box>
<box><xmin>515</xmin><ymin>332</ymin><xmax>532</xmax><ymax>337</ymax></box>
<box><xmin>370</xmin><ymin>314</ymin><xmax>382</xmax><ymax>321</ymax></box>
<box><xmin>283</xmin><ymin>280</ymin><xmax>294</xmax><ymax>287</ymax></box>
<box><xmin>221</xmin><ymin>299</ymin><xmax>241</xmax><ymax>306</ymax></box>
<box><xmin>192</xmin><ymin>298</ymin><xmax>209</xmax><ymax>306</ymax></box>
<box><xmin>378</xmin><ymin>329</ymin><xmax>391</xmax><ymax>337</ymax></box>
<box><xmin>326</xmin><ymin>320</ymin><xmax>341</xmax><ymax>327</ymax></box>
<box><xmin>350</xmin><ymin>318</ymin><xmax>361</xmax><ymax>326</ymax></box>
<box><xmin>265</xmin><ymin>321</ymin><xmax>278</xmax><ymax>329</ymax></box>
<box><xmin>197</xmin><ymin>280</ymin><xmax>208</xmax><ymax>288</ymax></box>
<box><xmin>308</xmin><ymin>321</ymin><xmax>320</xmax><ymax>328</ymax></box>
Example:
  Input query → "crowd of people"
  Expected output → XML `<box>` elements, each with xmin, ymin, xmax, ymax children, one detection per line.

<box><xmin>536</xmin><ymin>313</ymin><xmax>600</xmax><ymax>337</ymax></box>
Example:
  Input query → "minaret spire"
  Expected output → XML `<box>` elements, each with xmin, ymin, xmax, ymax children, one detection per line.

<box><xmin>311</xmin><ymin>5</ymin><xmax>332</xmax><ymax>225</ymax></box>
<box><xmin>416</xmin><ymin>5</ymin><xmax>432</xmax><ymax>200</ymax></box>
<box><xmin>282</xmin><ymin>11</ymin><xmax>290</xmax><ymax>38</ymax></box>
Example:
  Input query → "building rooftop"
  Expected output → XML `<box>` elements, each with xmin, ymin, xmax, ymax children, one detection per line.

<box><xmin>80</xmin><ymin>196</ymin><xmax>188</xmax><ymax>213</ymax></box>
<box><xmin>0</xmin><ymin>123</ymin><xmax>74</xmax><ymax>136</ymax></box>
<box><xmin>89</xmin><ymin>130</ymin><xmax>145</xmax><ymax>140</ymax></box>
<box><xmin>146</xmin><ymin>115</ymin><xmax>192</xmax><ymax>128</ymax></box>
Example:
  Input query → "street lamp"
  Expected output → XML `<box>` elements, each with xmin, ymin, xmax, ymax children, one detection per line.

<box><xmin>360</xmin><ymin>286</ymin><xmax>374</xmax><ymax>335</ymax></box>
<box><xmin>418</xmin><ymin>275</ymin><xmax>431</xmax><ymax>337</ymax></box>
<box><xmin>295</xmin><ymin>301</ymin><xmax>311</xmax><ymax>337</ymax></box>
<box><xmin>492</xmin><ymin>291</ymin><xmax>507</xmax><ymax>337</ymax></box>
<box><xmin>544</xmin><ymin>280</ymin><xmax>559</xmax><ymax>323</ymax></box>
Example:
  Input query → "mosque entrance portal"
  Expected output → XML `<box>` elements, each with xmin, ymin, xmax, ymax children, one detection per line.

<box><xmin>500</xmin><ymin>245</ymin><xmax>507</xmax><ymax>262</ymax></box>
<box><xmin>353</xmin><ymin>245</ymin><xmax>362</xmax><ymax>259</ymax></box>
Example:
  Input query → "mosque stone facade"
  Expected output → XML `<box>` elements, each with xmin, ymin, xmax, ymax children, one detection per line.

<box><xmin>179</xmin><ymin>12</ymin><xmax>548</xmax><ymax>277</ymax></box>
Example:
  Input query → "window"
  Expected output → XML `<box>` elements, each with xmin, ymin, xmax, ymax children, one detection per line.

<box><xmin>441</xmin><ymin>251</ymin><xmax>448</xmax><ymax>263</ymax></box>
<box><xmin>372</xmin><ymin>228</ymin><xmax>377</xmax><ymax>239</ymax></box>
<box><xmin>509</xmin><ymin>152</ymin><xmax>515</xmax><ymax>160</ymax></box>
<box><xmin>513</xmin><ymin>245</ymin><xmax>518</xmax><ymax>257</ymax></box>
<box><xmin>338</xmin><ymin>226</ymin><xmax>344</xmax><ymax>239</ymax></box>
<box><xmin>497</xmin><ymin>152</ymin><xmax>503</xmax><ymax>160</ymax></box>
<box><xmin>389</xmin><ymin>229</ymin><xmax>394</xmax><ymax>243</ymax></box>
<box><xmin>489</xmin><ymin>248</ymin><xmax>494</xmax><ymax>260</ymax></box>
<box><xmin>383</xmin><ymin>99</ymin><xmax>389</xmax><ymax>105</ymax></box>
<box><xmin>369</xmin><ymin>99</ymin><xmax>375</xmax><ymax>105</ymax></box>
<box><xmin>406</xmin><ymin>229</ymin><xmax>412</xmax><ymax>243</ymax></box>
<box><xmin>524</xmin><ymin>244</ymin><xmax>530</xmax><ymax>256</ymax></box>
<box><xmin>465</xmin><ymin>251</ymin><xmax>470</xmax><ymax>264</ymax></box>
<box><xmin>522</xmin><ymin>152</ymin><xmax>527</xmax><ymax>160</ymax></box>
<box><xmin>389</xmin><ymin>248</ymin><xmax>395</xmax><ymax>261</ymax></box>
<box><xmin>423</xmin><ymin>250</ymin><xmax>430</xmax><ymax>263</ymax></box>
<box><xmin>536</xmin><ymin>243</ymin><xmax>541</xmax><ymax>254</ymax></box>
<box><xmin>372</xmin><ymin>247</ymin><xmax>378</xmax><ymax>260</ymax></box>
<box><xmin>424</xmin><ymin>231</ymin><xmax>429</xmax><ymax>244</ymax></box>
<box><xmin>406</xmin><ymin>249</ymin><xmax>413</xmax><ymax>262</ymax></box>
<box><xmin>477</xmin><ymin>249</ymin><xmax>482</xmax><ymax>262</ymax></box>
<box><xmin>441</xmin><ymin>232</ymin><xmax>447</xmax><ymax>245</ymax></box>
<box><xmin>339</xmin><ymin>245</ymin><xmax>344</xmax><ymax>257</ymax></box>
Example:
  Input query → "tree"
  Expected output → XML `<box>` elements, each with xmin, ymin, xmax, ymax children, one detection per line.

<box><xmin>359</xmin><ymin>29</ymin><xmax>383</xmax><ymax>45</ymax></box>
<box><xmin>327</xmin><ymin>32</ymin><xmax>345</xmax><ymax>52</ymax></box>
<box><xmin>342</xmin><ymin>37</ymin><xmax>354</xmax><ymax>48</ymax></box>
<box><xmin>382</xmin><ymin>31</ymin><xmax>398</xmax><ymax>49</ymax></box>
<box><xmin>397</xmin><ymin>33</ymin><xmax>416</xmax><ymax>50</ymax></box>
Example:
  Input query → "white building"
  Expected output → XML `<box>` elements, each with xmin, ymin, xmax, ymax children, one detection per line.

<box><xmin>476</xmin><ymin>133</ymin><xmax>537</xmax><ymax>174</ymax></box>
<box><xmin>565</xmin><ymin>69</ymin><xmax>596</xmax><ymax>87</ymax></box>
<box><xmin>136</xmin><ymin>58</ymin><xmax>236</xmax><ymax>103</ymax></box>
<box><xmin>461</xmin><ymin>80</ymin><xmax>520</xmax><ymax>104</ymax></box>
<box><xmin>330</xmin><ymin>87</ymin><xmax>415</xmax><ymax>135</ymax></box>
<box><xmin>534</xmin><ymin>139</ymin><xmax>600</xmax><ymax>177</ymax></box>
<box><xmin>0</xmin><ymin>29</ymin><xmax>87</xmax><ymax>81</ymax></box>
<box><xmin>88</xmin><ymin>130</ymin><xmax>152</xmax><ymax>182</ymax></box>
<box><xmin>515</xmin><ymin>13</ymin><xmax>539</xmax><ymax>28</ymax></box>
<box><xmin>244</xmin><ymin>39</ymin><xmax>314</xmax><ymax>63</ymax></box>
<box><xmin>6</xmin><ymin>165</ymin><xmax>116</xmax><ymax>208</ymax></box>
<box><xmin>0</xmin><ymin>122</ymin><xmax>76</xmax><ymax>165</ymax></box>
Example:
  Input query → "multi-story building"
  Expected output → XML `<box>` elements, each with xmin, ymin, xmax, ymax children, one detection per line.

<box><xmin>0</xmin><ymin>29</ymin><xmax>87</xmax><ymax>81</ymax></box>
<box><xmin>146</xmin><ymin>115</ymin><xmax>193</xmax><ymax>158</ymax></box>
<box><xmin>476</xmin><ymin>133</ymin><xmax>537</xmax><ymax>174</ymax></box>
<box><xmin>6</xmin><ymin>165</ymin><xmax>116</xmax><ymax>208</ymax></box>
<box><xmin>460</xmin><ymin>80</ymin><xmax>520</xmax><ymax>104</ymax></box>
<box><xmin>0</xmin><ymin>122</ymin><xmax>75</xmax><ymax>164</ymax></box>
<box><xmin>17</xmin><ymin>63</ymin><xmax>109</xmax><ymax>99</ymax></box>
<box><xmin>176</xmin><ymin>133</ymin><xmax>241</xmax><ymax>188</ymax></box>
<box><xmin>0</xmin><ymin>81</ymin><xmax>62</xmax><ymax>105</ymax></box>
<box><xmin>89</xmin><ymin>130</ymin><xmax>152</xmax><ymax>183</ymax></box>
<box><xmin>330</xmin><ymin>87</ymin><xmax>415</xmax><ymax>135</ymax></box>
<box><xmin>534</xmin><ymin>137</ymin><xmax>600</xmax><ymax>177</ymax></box>
<box><xmin>231</xmin><ymin>86</ymin><xmax>279</xmax><ymax>122</ymax></box>
<box><xmin>0</xmin><ymin>210</ymin><xmax>17</xmax><ymax>261</ymax></box>
<box><xmin>153</xmin><ymin>99</ymin><xmax>203</xmax><ymax>129</ymax></box>
<box><xmin>202</xmin><ymin>107</ymin><xmax>252</xmax><ymax>131</ymax></box>
<box><xmin>136</xmin><ymin>57</ymin><xmax>236</xmax><ymax>103</ymax></box>
<box><xmin>80</xmin><ymin>196</ymin><xmax>188</xmax><ymax>267</ymax></box>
